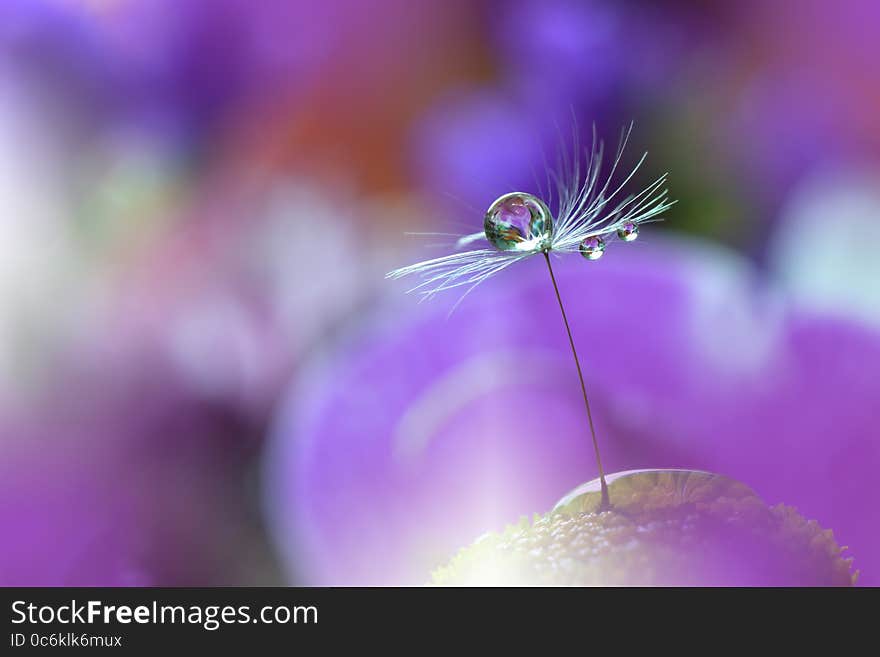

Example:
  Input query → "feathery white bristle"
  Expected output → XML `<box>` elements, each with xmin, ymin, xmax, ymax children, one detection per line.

<box><xmin>387</xmin><ymin>124</ymin><xmax>674</xmax><ymax>304</ymax></box>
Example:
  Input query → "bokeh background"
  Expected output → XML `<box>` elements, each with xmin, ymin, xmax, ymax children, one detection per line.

<box><xmin>1</xmin><ymin>0</ymin><xmax>878</xmax><ymax>586</ymax></box>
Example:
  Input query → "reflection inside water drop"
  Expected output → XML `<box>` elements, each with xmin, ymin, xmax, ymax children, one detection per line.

<box><xmin>553</xmin><ymin>469</ymin><xmax>759</xmax><ymax>515</ymax></box>
<box><xmin>579</xmin><ymin>236</ymin><xmax>606</xmax><ymax>260</ymax></box>
<box><xmin>484</xmin><ymin>192</ymin><xmax>553</xmax><ymax>252</ymax></box>
<box><xmin>617</xmin><ymin>222</ymin><xmax>639</xmax><ymax>242</ymax></box>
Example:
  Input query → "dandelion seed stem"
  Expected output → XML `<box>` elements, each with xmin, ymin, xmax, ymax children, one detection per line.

<box><xmin>543</xmin><ymin>252</ymin><xmax>610</xmax><ymax>510</ymax></box>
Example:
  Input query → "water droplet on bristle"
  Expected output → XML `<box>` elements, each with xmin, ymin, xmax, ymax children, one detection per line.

<box><xmin>484</xmin><ymin>192</ymin><xmax>553</xmax><ymax>252</ymax></box>
<box><xmin>579</xmin><ymin>236</ymin><xmax>606</xmax><ymax>260</ymax></box>
<box><xmin>617</xmin><ymin>222</ymin><xmax>639</xmax><ymax>242</ymax></box>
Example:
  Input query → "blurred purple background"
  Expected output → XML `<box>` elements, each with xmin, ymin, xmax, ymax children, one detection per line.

<box><xmin>1</xmin><ymin>0</ymin><xmax>878</xmax><ymax>586</ymax></box>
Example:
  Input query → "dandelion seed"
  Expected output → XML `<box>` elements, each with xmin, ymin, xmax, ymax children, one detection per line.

<box><xmin>387</xmin><ymin>124</ymin><xmax>675</xmax><ymax>509</ymax></box>
<box><xmin>387</xmin><ymin>123</ymin><xmax>673</xmax><ymax>298</ymax></box>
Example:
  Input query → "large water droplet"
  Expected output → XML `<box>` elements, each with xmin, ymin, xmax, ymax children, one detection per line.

<box><xmin>617</xmin><ymin>222</ymin><xmax>639</xmax><ymax>242</ymax></box>
<box><xmin>484</xmin><ymin>192</ymin><xmax>553</xmax><ymax>252</ymax></box>
<box><xmin>433</xmin><ymin>468</ymin><xmax>857</xmax><ymax>586</ymax></box>
<box><xmin>552</xmin><ymin>469</ymin><xmax>755</xmax><ymax>515</ymax></box>
<box><xmin>579</xmin><ymin>236</ymin><xmax>606</xmax><ymax>260</ymax></box>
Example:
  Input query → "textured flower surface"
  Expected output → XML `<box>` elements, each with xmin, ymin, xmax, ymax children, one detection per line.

<box><xmin>433</xmin><ymin>470</ymin><xmax>857</xmax><ymax>586</ymax></box>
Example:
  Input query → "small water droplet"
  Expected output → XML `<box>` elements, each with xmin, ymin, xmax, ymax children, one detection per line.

<box><xmin>484</xmin><ymin>192</ymin><xmax>553</xmax><ymax>252</ymax></box>
<box><xmin>579</xmin><ymin>236</ymin><xmax>606</xmax><ymax>260</ymax></box>
<box><xmin>617</xmin><ymin>222</ymin><xmax>639</xmax><ymax>242</ymax></box>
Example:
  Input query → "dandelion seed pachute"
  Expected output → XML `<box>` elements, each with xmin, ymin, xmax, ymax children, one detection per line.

<box><xmin>387</xmin><ymin>124</ymin><xmax>676</xmax><ymax>510</ymax></box>
<box><xmin>386</xmin><ymin>124</ymin><xmax>676</xmax><ymax>299</ymax></box>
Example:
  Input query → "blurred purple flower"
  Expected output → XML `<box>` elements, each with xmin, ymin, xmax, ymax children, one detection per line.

<box><xmin>0</xmin><ymin>357</ymin><xmax>270</xmax><ymax>586</ymax></box>
<box><xmin>0</xmin><ymin>0</ymin><xmax>119</xmax><ymax>139</ymax></box>
<box><xmin>0</xmin><ymin>0</ymin><xmax>309</xmax><ymax>142</ymax></box>
<box><xmin>720</xmin><ymin>73</ymin><xmax>866</xmax><ymax>209</ymax></box>
<box><xmin>97</xmin><ymin>0</ymin><xmax>307</xmax><ymax>135</ymax></box>
<box><xmin>3</xmin><ymin>0</ymin><xmax>467</xmax><ymax>147</ymax></box>
<box><xmin>492</xmin><ymin>0</ymin><xmax>624</xmax><ymax>109</ymax></box>
<box><xmin>265</xmin><ymin>238</ymin><xmax>880</xmax><ymax>585</ymax></box>
<box><xmin>491</xmin><ymin>0</ymin><xmax>706</xmax><ymax>108</ymax></box>
<box><xmin>409</xmin><ymin>0</ymin><xmax>710</xmax><ymax>219</ymax></box>
<box><xmin>0</xmin><ymin>429</ymin><xmax>146</xmax><ymax>586</ymax></box>
<box><xmin>409</xmin><ymin>90</ymin><xmax>545</xmax><ymax>213</ymax></box>
<box><xmin>717</xmin><ymin>0</ymin><xmax>880</xmax><ymax>211</ymax></box>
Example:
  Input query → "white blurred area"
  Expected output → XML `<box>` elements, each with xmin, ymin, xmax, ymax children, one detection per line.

<box><xmin>0</xmin><ymin>58</ymin><xmax>409</xmax><ymax>417</ymax></box>
<box><xmin>770</xmin><ymin>169</ymin><xmax>880</xmax><ymax>332</ymax></box>
<box><xmin>0</xmin><ymin>66</ymin><xmax>85</xmax><ymax>405</ymax></box>
<box><xmin>148</xmin><ymin>180</ymin><xmax>407</xmax><ymax>418</ymax></box>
